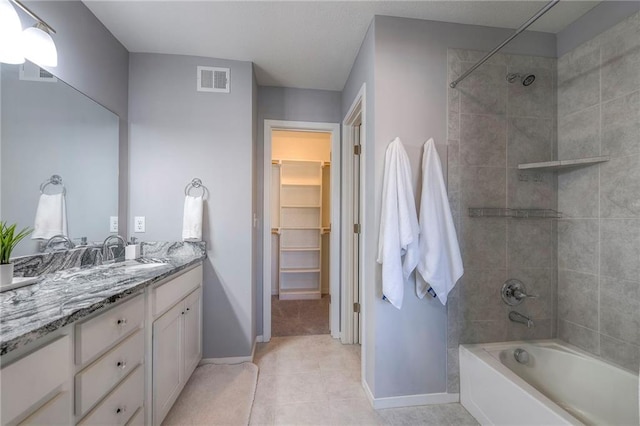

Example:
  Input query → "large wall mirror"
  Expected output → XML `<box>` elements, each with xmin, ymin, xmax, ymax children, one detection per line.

<box><xmin>1</xmin><ymin>61</ymin><xmax>119</xmax><ymax>257</ymax></box>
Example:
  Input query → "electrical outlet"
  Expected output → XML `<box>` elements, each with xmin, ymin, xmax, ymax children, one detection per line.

<box><xmin>134</xmin><ymin>216</ymin><xmax>146</xmax><ymax>233</ymax></box>
<box><xmin>109</xmin><ymin>216</ymin><xmax>119</xmax><ymax>232</ymax></box>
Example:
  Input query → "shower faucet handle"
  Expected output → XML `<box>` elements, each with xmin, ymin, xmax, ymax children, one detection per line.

<box><xmin>513</xmin><ymin>289</ymin><xmax>538</xmax><ymax>300</ymax></box>
<box><xmin>501</xmin><ymin>279</ymin><xmax>537</xmax><ymax>306</ymax></box>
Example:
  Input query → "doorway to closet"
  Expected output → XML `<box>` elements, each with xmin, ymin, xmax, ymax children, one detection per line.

<box><xmin>262</xmin><ymin>120</ymin><xmax>340</xmax><ymax>342</ymax></box>
<box><xmin>270</xmin><ymin>130</ymin><xmax>331</xmax><ymax>336</ymax></box>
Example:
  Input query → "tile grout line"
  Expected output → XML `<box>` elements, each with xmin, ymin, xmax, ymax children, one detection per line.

<box><xmin>597</xmin><ymin>44</ymin><xmax>602</xmax><ymax>355</ymax></box>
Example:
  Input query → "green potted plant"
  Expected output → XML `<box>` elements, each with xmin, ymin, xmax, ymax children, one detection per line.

<box><xmin>1</xmin><ymin>222</ymin><xmax>32</xmax><ymax>286</ymax></box>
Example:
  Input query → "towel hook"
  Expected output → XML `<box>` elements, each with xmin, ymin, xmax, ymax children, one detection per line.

<box><xmin>40</xmin><ymin>174</ymin><xmax>66</xmax><ymax>195</ymax></box>
<box><xmin>184</xmin><ymin>178</ymin><xmax>207</xmax><ymax>198</ymax></box>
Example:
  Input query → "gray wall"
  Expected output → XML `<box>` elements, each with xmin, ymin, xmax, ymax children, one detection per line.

<box><xmin>556</xmin><ymin>11</ymin><xmax>640</xmax><ymax>372</ymax></box>
<box><xmin>352</xmin><ymin>15</ymin><xmax>556</xmax><ymax>399</ymax></box>
<box><xmin>557</xmin><ymin>1</ymin><xmax>640</xmax><ymax>57</ymax></box>
<box><xmin>256</xmin><ymin>86</ymin><xmax>342</xmax><ymax>335</ymax></box>
<box><xmin>447</xmin><ymin>48</ymin><xmax>558</xmax><ymax>392</ymax></box>
<box><xmin>23</xmin><ymin>1</ymin><xmax>130</xmax><ymax>236</ymax></box>
<box><xmin>128</xmin><ymin>53</ymin><xmax>255</xmax><ymax>358</ymax></box>
<box><xmin>341</xmin><ymin>20</ymin><xmax>376</xmax><ymax>393</ymax></box>
<box><xmin>1</xmin><ymin>65</ymin><xmax>119</xmax><ymax>256</ymax></box>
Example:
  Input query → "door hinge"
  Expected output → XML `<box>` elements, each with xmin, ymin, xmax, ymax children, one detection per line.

<box><xmin>353</xmin><ymin>302</ymin><xmax>361</xmax><ymax>313</ymax></box>
<box><xmin>354</xmin><ymin>144</ymin><xmax>361</xmax><ymax>155</ymax></box>
<box><xmin>353</xmin><ymin>223</ymin><xmax>361</xmax><ymax>234</ymax></box>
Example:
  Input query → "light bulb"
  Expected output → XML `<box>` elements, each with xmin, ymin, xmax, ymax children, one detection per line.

<box><xmin>0</xmin><ymin>0</ymin><xmax>25</xmax><ymax>64</ymax></box>
<box><xmin>22</xmin><ymin>23</ymin><xmax>57</xmax><ymax>67</ymax></box>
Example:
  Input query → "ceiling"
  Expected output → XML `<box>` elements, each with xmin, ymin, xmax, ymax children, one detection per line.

<box><xmin>83</xmin><ymin>1</ymin><xmax>600</xmax><ymax>91</ymax></box>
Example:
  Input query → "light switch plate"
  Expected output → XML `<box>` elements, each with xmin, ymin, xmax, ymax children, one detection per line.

<box><xmin>134</xmin><ymin>216</ymin><xmax>145</xmax><ymax>233</ymax></box>
<box><xmin>109</xmin><ymin>216</ymin><xmax>119</xmax><ymax>232</ymax></box>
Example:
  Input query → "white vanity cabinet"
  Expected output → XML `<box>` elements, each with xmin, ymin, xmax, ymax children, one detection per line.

<box><xmin>152</xmin><ymin>266</ymin><xmax>202</xmax><ymax>426</ymax></box>
<box><xmin>0</xmin><ymin>262</ymin><xmax>203</xmax><ymax>426</ymax></box>
<box><xmin>74</xmin><ymin>294</ymin><xmax>145</xmax><ymax>425</ymax></box>
<box><xmin>0</xmin><ymin>335</ymin><xmax>72</xmax><ymax>425</ymax></box>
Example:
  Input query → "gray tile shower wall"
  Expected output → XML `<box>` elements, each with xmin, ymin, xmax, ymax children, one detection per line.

<box><xmin>447</xmin><ymin>48</ymin><xmax>558</xmax><ymax>392</ymax></box>
<box><xmin>556</xmin><ymin>11</ymin><xmax>640</xmax><ymax>373</ymax></box>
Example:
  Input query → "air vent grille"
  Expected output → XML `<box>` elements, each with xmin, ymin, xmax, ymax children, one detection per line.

<box><xmin>19</xmin><ymin>62</ymin><xmax>57</xmax><ymax>83</ymax></box>
<box><xmin>197</xmin><ymin>66</ymin><xmax>230</xmax><ymax>93</ymax></box>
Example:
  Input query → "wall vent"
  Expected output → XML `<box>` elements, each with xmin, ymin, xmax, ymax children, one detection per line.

<box><xmin>197</xmin><ymin>66</ymin><xmax>230</xmax><ymax>93</ymax></box>
<box><xmin>19</xmin><ymin>62</ymin><xmax>57</xmax><ymax>83</ymax></box>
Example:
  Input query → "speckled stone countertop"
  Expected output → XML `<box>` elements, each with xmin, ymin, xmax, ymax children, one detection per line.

<box><xmin>0</xmin><ymin>242</ymin><xmax>206</xmax><ymax>356</ymax></box>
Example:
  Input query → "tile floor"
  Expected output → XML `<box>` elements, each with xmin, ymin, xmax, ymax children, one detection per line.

<box><xmin>271</xmin><ymin>295</ymin><xmax>330</xmax><ymax>337</ymax></box>
<box><xmin>250</xmin><ymin>335</ymin><xmax>478</xmax><ymax>425</ymax></box>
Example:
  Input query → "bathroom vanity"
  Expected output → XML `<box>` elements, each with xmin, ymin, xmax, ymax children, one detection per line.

<box><xmin>0</xmin><ymin>243</ymin><xmax>205</xmax><ymax>426</ymax></box>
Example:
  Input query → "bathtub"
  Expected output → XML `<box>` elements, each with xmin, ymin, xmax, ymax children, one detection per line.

<box><xmin>460</xmin><ymin>340</ymin><xmax>639</xmax><ymax>425</ymax></box>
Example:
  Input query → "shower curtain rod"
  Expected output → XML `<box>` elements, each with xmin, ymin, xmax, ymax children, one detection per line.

<box><xmin>449</xmin><ymin>0</ymin><xmax>559</xmax><ymax>89</ymax></box>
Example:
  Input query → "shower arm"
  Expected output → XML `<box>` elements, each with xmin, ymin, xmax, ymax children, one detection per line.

<box><xmin>449</xmin><ymin>0</ymin><xmax>559</xmax><ymax>89</ymax></box>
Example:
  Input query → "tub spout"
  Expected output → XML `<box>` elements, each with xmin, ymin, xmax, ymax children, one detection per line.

<box><xmin>509</xmin><ymin>311</ymin><xmax>534</xmax><ymax>328</ymax></box>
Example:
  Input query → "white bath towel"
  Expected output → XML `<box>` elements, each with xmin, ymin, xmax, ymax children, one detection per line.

<box><xmin>32</xmin><ymin>193</ymin><xmax>67</xmax><ymax>240</ymax></box>
<box><xmin>377</xmin><ymin>137</ymin><xmax>420</xmax><ymax>310</ymax></box>
<box><xmin>182</xmin><ymin>195</ymin><xmax>203</xmax><ymax>242</ymax></box>
<box><xmin>416</xmin><ymin>138</ymin><xmax>464</xmax><ymax>305</ymax></box>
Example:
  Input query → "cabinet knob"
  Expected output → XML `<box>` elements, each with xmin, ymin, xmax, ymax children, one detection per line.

<box><xmin>186</xmin><ymin>308</ymin><xmax>190</xmax><ymax>311</ymax></box>
<box><xmin>116</xmin><ymin>360</ymin><xmax>127</xmax><ymax>369</ymax></box>
<box><xmin>116</xmin><ymin>318</ymin><xmax>127</xmax><ymax>326</ymax></box>
<box><xmin>116</xmin><ymin>406</ymin><xmax>126</xmax><ymax>414</ymax></box>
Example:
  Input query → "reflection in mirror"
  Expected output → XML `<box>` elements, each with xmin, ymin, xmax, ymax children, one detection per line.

<box><xmin>1</xmin><ymin>61</ymin><xmax>119</xmax><ymax>257</ymax></box>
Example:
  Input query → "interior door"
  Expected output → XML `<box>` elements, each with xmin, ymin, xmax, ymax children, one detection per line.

<box><xmin>352</xmin><ymin>125</ymin><xmax>362</xmax><ymax>344</ymax></box>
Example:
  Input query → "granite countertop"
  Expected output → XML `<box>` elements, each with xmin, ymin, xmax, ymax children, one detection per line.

<box><xmin>0</xmin><ymin>242</ymin><xmax>206</xmax><ymax>356</ymax></box>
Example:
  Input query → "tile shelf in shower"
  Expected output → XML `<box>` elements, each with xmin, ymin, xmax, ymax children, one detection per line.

<box><xmin>468</xmin><ymin>208</ymin><xmax>562</xmax><ymax>219</ymax></box>
<box><xmin>517</xmin><ymin>156</ymin><xmax>609</xmax><ymax>171</ymax></box>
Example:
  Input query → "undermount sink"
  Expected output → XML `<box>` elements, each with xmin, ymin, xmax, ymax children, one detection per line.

<box><xmin>123</xmin><ymin>262</ymin><xmax>169</xmax><ymax>271</ymax></box>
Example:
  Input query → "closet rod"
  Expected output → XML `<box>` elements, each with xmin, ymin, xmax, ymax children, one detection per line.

<box><xmin>449</xmin><ymin>0</ymin><xmax>559</xmax><ymax>89</ymax></box>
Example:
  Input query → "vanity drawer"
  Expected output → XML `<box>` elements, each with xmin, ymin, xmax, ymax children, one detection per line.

<box><xmin>1</xmin><ymin>335</ymin><xmax>71</xmax><ymax>425</ymax></box>
<box><xmin>75</xmin><ymin>295</ymin><xmax>144</xmax><ymax>366</ymax></box>
<box><xmin>125</xmin><ymin>407</ymin><xmax>144</xmax><ymax>426</ymax></box>
<box><xmin>153</xmin><ymin>265</ymin><xmax>202</xmax><ymax>317</ymax></box>
<box><xmin>18</xmin><ymin>391</ymin><xmax>71</xmax><ymax>425</ymax></box>
<box><xmin>75</xmin><ymin>330</ymin><xmax>144</xmax><ymax>416</ymax></box>
<box><xmin>78</xmin><ymin>365</ymin><xmax>143</xmax><ymax>426</ymax></box>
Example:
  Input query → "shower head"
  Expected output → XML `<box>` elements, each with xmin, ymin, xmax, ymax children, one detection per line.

<box><xmin>507</xmin><ymin>73</ymin><xmax>536</xmax><ymax>86</ymax></box>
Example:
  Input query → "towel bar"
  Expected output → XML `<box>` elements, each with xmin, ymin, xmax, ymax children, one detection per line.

<box><xmin>184</xmin><ymin>178</ymin><xmax>207</xmax><ymax>199</ymax></box>
<box><xmin>39</xmin><ymin>174</ymin><xmax>66</xmax><ymax>195</ymax></box>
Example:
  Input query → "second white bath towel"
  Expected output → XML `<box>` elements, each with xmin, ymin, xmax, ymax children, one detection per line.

<box><xmin>182</xmin><ymin>195</ymin><xmax>203</xmax><ymax>242</ymax></box>
<box><xmin>416</xmin><ymin>139</ymin><xmax>463</xmax><ymax>305</ymax></box>
<box><xmin>32</xmin><ymin>193</ymin><xmax>67</xmax><ymax>240</ymax></box>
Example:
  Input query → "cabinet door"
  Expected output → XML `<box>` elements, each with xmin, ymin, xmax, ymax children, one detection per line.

<box><xmin>152</xmin><ymin>303</ymin><xmax>183</xmax><ymax>426</ymax></box>
<box><xmin>183</xmin><ymin>289</ymin><xmax>202</xmax><ymax>379</ymax></box>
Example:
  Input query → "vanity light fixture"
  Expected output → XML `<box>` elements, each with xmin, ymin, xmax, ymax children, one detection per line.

<box><xmin>22</xmin><ymin>22</ymin><xmax>57</xmax><ymax>67</ymax></box>
<box><xmin>0</xmin><ymin>0</ymin><xmax>24</xmax><ymax>64</ymax></box>
<box><xmin>0</xmin><ymin>0</ymin><xmax>57</xmax><ymax>67</ymax></box>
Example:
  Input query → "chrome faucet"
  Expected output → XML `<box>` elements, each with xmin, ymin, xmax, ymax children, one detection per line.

<box><xmin>43</xmin><ymin>234</ymin><xmax>75</xmax><ymax>251</ymax></box>
<box><xmin>102</xmin><ymin>235</ymin><xmax>126</xmax><ymax>262</ymax></box>
<box><xmin>509</xmin><ymin>311</ymin><xmax>534</xmax><ymax>328</ymax></box>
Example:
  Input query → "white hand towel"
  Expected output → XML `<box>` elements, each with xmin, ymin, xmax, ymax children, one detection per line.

<box><xmin>416</xmin><ymin>138</ymin><xmax>464</xmax><ymax>305</ymax></box>
<box><xmin>182</xmin><ymin>195</ymin><xmax>203</xmax><ymax>242</ymax></box>
<box><xmin>377</xmin><ymin>137</ymin><xmax>420</xmax><ymax>310</ymax></box>
<box><xmin>31</xmin><ymin>193</ymin><xmax>68</xmax><ymax>240</ymax></box>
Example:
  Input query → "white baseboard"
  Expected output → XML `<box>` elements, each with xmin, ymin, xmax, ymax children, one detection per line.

<box><xmin>198</xmin><ymin>336</ymin><xmax>262</xmax><ymax>366</ymax></box>
<box><xmin>199</xmin><ymin>355</ymin><xmax>253</xmax><ymax>365</ymax></box>
<box><xmin>363</xmin><ymin>380</ymin><xmax>459</xmax><ymax>410</ymax></box>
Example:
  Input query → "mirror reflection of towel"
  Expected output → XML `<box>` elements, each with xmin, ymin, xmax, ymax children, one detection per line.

<box><xmin>182</xmin><ymin>195</ymin><xmax>203</xmax><ymax>242</ymax></box>
<box><xmin>32</xmin><ymin>193</ymin><xmax>67</xmax><ymax>239</ymax></box>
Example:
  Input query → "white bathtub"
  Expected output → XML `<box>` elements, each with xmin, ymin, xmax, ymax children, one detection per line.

<box><xmin>460</xmin><ymin>340</ymin><xmax>639</xmax><ymax>425</ymax></box>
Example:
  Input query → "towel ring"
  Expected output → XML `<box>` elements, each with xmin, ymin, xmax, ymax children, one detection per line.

<box><xmin>40</xmin><ymin>174</ymin><xmax>66</xmax><ymax>195</ymax></box>
<box><xmin>184</xmin><ymin>178</ymin><xmax>207</xmax><ymax>199</ymax></box>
